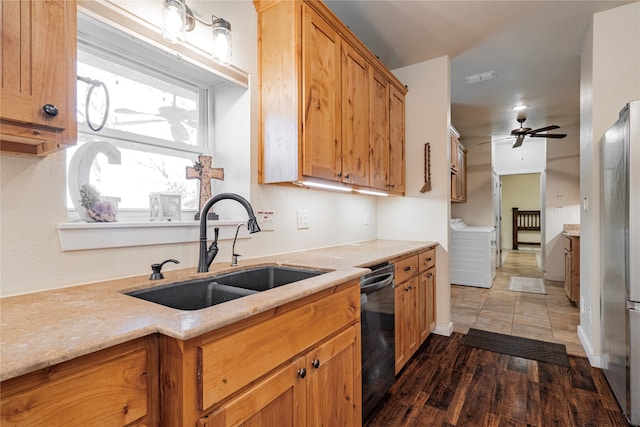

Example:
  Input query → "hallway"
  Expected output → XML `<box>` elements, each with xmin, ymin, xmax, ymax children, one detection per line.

<box><xmin>450</xmin><ymin>250</ymin><xmax>586</xmax><ymax>357</ymax></box>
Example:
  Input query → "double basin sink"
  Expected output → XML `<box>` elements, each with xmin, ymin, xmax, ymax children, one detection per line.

<box><xmin>126</xmin><ymin>265</ymin><xmax>326</xmax><ymax>310</ymax></box>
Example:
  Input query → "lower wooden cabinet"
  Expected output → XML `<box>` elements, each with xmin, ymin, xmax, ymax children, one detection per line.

<box><xmin>394</xmin><ymin>247</ymin><xmax>437</xmax><ymax>373</ymax></box>
<box><xmin>564</xmin><ymin>234</ymin><xmax>580</xmax><ymax>303</ymax></box>
<box><xmin>419</xmin><ymin>267</ymin><xmax>436</xmax><ymax>343</ymax></box>
<box><xmin>200</xmin><ymin>325</ymin><xmax>359</xmax><ymax>427</ymax></box>
<box><xmin>0</xmin><ymin>336</ymin><xmax>158</xmax><ymax>427</ymax></box>
<box><xmin>164</xmin><ymin>280</ymin><xmax>361</xmax><ymax>426</ymax></box>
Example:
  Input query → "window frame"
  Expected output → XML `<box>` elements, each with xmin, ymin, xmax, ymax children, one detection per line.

<box><xmin>59</xmin><ymin>9</ymin><xmax>251</xmax><ymax>251</ymax></box>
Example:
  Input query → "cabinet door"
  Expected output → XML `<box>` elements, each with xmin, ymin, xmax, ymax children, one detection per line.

<box><xmin>389</xmin><ymin>86</ymin><xmax>405</xmax><ymax>194</ymax></box>
<box><xmin>394</xmin><ymin>282</ymin><xmax>407</xmax><ymax>373</ymax></box>
<box><xmin>564</xmin><ymin>248</ymin><xmax>572</xmax><ymax>299</ymax></box>
<box><xmin>201</xmin><ymin>356</ymin><xmax>306</xmax><ymax>427</ymax></box>
<box><xmin>341</xmin><ymin>44</ymin><xmax>370</xmax><ymax>186</ymax></box>
<box><xmin>369</xmin><ymin>70</ymin><xmax>390</xmax><ymax>190</ymax></box>
<box><xmin>302</xmin><ymin>4</ymin><xmax>342</xmax><ymax>182</ymax></box>
<box><xmin>395</xmin><ymin>278</ymin><xmax>418</xmax><ymax>373</ymax></box>
<box><xmin>404</xmin><ymin>276</ymin><xmax>419</xmax><ymax>359</ymax></box>
<box><xmin>0</xmin><ymin>0</ymin><xmax>77</xmax><ymax>155</ymax></box>
<box><xmin>457</xmin><ymin>144</ymin><xmax>467</xmax><ymax>201</ymax></box>
<box><xmin>450</xmin><ymin>135</ymin><xmax>459</xmax><ymax>172</ymax></box>
<box><xmin>418</xmin><ymin>270</ymin><xmax>429</xmax><ymax>343</ymax></box>
<box><xmin>307</xmin><ymin>326</ymin><xmax>360</xmax><ymax>426</ymax></box>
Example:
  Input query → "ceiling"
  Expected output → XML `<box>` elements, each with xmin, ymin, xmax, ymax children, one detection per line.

<box><xmin>325</xmin><ymin>0</ymin><xmax>632</xmax><ymax>148</ymax></box>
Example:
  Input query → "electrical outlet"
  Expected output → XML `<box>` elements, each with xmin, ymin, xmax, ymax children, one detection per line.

<box><xmin>297</xmin><ymin>210</ymin><xmax>310</xmax><ymax>229</ymax></box>
<box><xmin>580</xmin><ymin>296</ymin><xmax>585</xmax><ymax>314</ymax></box>
<box><xmin>256</xmin><ymin>210</ymin><xmax>275</xmax><ymax>231</ymax></box>
<box><xmin>588</xmin><ymin>306</ymin><xmax>592</xmax><ymax>324</ymax></box>
<box><xmin>364</xmin><ymin>212</ymin><xmax>370</xmax><ymax>226</ymax></box>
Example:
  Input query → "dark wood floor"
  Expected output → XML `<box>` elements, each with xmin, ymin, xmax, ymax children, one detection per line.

<box><xmin>365</xmin><ymin>333</ymin><xmax>630</xmax><ymax>427</ymax></box>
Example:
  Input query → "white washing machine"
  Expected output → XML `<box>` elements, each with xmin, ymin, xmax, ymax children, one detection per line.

<box><xmin>450</xmin><ymin>218</ymin><xmax>496</xmax><ymax>288</ymax></box>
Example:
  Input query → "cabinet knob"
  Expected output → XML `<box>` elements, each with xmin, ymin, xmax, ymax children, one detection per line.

<box><xmin>427</xmin><ymin>258</ymin><xmax>433</xmax><ymax>262</ymax></box>
<box><xmin>42</xmin><ymin>104</ymin><xmax>59</xmax><ymax>117</ymax></box>
<box><xmin>404</xmin><ymin>266</ymin><xmax>411</xmax><ymax>272</ymax></box>
<box><xmin>345</xmin><ymin>174</ymin><xmax>350</xmax><ymax>180</ymax></box>
<box><xmin>405</xmin><ymin>286</ymin><xmax>412</xmax><ymax>291</ymax></box>
<box><xmin>427</xmin><ymin>273</ymin><xmax>433</xmax><ymax>278</ymax></box>
<box><xmin>297</xmin><ymin>368</ymin><xmax>307</xmax><ymax>378</ymax></box>
<box><xmin>311</xmin><ymin>359</ymin><xmax>320</xmax><ymax>369</ymax></box>
<box><xmin>337</xmin><ymin>172</ymin><xmax>342</xmax><ymax>178</ymax></box>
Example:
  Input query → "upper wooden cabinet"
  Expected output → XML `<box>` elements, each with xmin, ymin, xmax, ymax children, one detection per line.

<box><xmin>301</xmin><ymin>5</ymin><xmax>342</xmax><ymax>182</ymax></box>
<box><xmin>255</xmin><ymin>0</ymin><xmax>407</xmax><ymax>193</ymax></box>
<box><xmin>341</xmin><ymin>43</ymin><xmax>370</xmax><ymax>186</ymax></box>
<box><xmin>388</xmin><ymin>86</ymin><xmax>406</xmax><ymax>194</ymax></box>
<box><xmin>450</xmin><ymin>126</ymin><xmax>467</xmax><ymax>202</ymax></box>
<box><xmin>0</xmin><ymin>0</ymin><xmax>77</xmax><ymax>156</ymax></box>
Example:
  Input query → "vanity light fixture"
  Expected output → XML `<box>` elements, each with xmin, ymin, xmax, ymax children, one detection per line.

<box><xmin>161</xmin><ymin>0</ymin><xmax>232</xmax><ymax>64</ymax></box>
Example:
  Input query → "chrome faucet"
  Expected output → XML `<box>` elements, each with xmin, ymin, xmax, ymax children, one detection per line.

<box><xmin>231</xmin><ymin>223</ymin><xmax>246</xmax><ymax>266</ymax></box>
<box><xmin>198</xmin><ymin>193</ymin><xmax>261</xmax><ymax>272</ymax></box>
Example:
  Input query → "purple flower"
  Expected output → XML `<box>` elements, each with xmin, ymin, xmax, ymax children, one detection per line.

<box><xmin>86</xmin><ymin>201</ymin><xmax>117</xmax><ymax>222</ymax></box>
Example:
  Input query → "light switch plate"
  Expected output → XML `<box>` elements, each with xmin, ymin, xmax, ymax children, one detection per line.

<box><xmin>297</xmin><ymin>210</ymin><xmax>310</xmax><ymax>229</ymax></box>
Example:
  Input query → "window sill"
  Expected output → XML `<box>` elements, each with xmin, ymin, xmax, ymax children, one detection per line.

<box><xmin>57</xmin><ymin>220</ymin><xmax>250</xmax><ymax>252</ymax></box>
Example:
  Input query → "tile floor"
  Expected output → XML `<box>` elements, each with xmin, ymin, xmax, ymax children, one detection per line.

<box><xmin>450</xmin><ymin>249</ymin><xmax>586</xmax><ymax>357</ymax></box>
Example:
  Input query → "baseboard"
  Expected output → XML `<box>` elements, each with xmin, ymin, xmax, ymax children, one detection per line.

<box><xmin>433</xmin><ymin>322</ymin><xmax>453</xmax><ymax>337</ymax></box>
<box><xmin>578</xmin><ymin>325</ymin><xmax>602</xmax><ymax>367</ymax></box>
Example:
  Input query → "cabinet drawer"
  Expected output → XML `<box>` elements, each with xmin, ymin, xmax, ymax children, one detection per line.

<box><xmin>395</xmin><ymin>255</ymin><xmax>418</xmax><ymax>283</ymax></box>
<box><xmin>419</xmin><ymin>248</ymin><xmax>436</xmax><ymax>271</ymax></box>
<box><xmin>198</xmin><ymin>283</ymin><xmax>359</xmax><ymax>410</ymax></box>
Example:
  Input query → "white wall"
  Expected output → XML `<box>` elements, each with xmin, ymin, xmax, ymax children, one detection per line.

<box><xmin>379</xmin><ymin>56</ymin><xmax>452</xmax><ymax>335</ymax></box>
<box><xmin>579</xmin><ymin>1</ymin><xmax>640</xmax><ymax>364</ymax></box>
<box><xmin>0</xmin><ymin>0</ymin><xmax>381</xmax><ymax>297</ymax></box>
<box><xmin>450</xmin><ymin>143</ymin><xmax>493</xmax><ymax>226</ymax></box>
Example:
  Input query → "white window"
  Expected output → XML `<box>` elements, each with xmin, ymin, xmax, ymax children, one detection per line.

<box><xmin>67</xmin><ymin>14</ymin><xmax>219</xmax><ymax>220</ymax></box>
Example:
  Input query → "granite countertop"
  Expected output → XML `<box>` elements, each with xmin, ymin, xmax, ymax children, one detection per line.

<box><xmin>563</xmin><ymin>224</ymin><xmax>580</xmax><ymax>237</ymax></box>
<box><xmin>0</xmin><ymin>239</ymin><xmax>436</xmax><ymax>382</ymax></box>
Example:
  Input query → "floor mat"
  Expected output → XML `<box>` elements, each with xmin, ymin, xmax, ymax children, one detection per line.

<box><xmin>462</xmin><ymin>328</ymin><xmax>570</xmax><ymax>367</ymax></box>
<box><xmin>508</xmin><ymin>276</ymin><xmax>547</xmax><ymax>294</ymax></box>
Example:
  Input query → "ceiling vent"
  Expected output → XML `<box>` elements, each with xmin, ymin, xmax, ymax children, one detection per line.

<box><xmin>465</xmin><ymin>70</ymin><xmax>496</xmax><ymax>84</ymax></box>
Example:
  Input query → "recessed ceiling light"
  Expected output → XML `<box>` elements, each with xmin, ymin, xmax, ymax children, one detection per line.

<box><xmin>464</xmin><ymin>70</ymin><xmax>496</xmax><ymax>84</ymax></box>
<box><xmin>512</xmin><ymin>105</ymin><xmax>528</xmax><ymax>111</ymax></box>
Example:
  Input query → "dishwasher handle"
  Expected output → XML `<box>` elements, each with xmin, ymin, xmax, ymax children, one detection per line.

<box><xmin>360</xmin><ymin>272</ymin><xmax>394</xmax><ymax>294</ymax></box>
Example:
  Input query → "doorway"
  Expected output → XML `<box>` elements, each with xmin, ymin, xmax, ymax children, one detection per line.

<box><xmin>499</xmin><ymin>173</ymin><xmax>544</xmax><ymax>269</ymax></box>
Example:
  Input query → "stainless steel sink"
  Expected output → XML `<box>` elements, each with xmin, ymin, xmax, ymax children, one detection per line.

<box><xmin>126</xmin><ymin>266</ymin><xmax>326</xmax><ymax>310</ymax></box>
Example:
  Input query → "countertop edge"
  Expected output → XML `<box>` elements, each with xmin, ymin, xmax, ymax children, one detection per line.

<box><xmin>0</xmin><ymin>239</ymin><xmax>437</xmax><ymax>381</ymax></box>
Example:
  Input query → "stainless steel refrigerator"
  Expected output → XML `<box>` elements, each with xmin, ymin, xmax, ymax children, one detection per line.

<box><xmin>601</xmin><ymin>99</ymin><xmax>640</xmax><ymax>426</ymax></box>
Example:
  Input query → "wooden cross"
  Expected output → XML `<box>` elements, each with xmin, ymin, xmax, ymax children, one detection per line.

<box><xmin>186</xmin><ymin>155</ymin><xmax>224</xmax><ymax>220</ymax></box>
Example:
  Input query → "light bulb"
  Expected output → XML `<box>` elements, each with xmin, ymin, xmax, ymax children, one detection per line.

<box><xmin>162</xmin><ymin>0</ymin><xmax>186</xmax><ymax>44</ymax></box>
<box><xmin>211</xmin><ymin>18</ymin><xmax>232</xmax><ymax>64</ymax></box>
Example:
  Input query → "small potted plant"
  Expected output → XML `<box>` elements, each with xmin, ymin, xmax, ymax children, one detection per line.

<box><xmin>79</xmin><ymin>184</ymin><xmax>118</xmax><ymax>222</ymax></box>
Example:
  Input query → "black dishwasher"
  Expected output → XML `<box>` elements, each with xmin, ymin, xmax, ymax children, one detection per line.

<box><xmin>360</xmin><ymin>262</ymin><xmax>395</xmax><ymax>421</ymax></box>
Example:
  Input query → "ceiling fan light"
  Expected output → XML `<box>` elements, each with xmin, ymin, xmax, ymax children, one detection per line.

<box><xmin>211</xmin><ymin>18</ymin><xmax>232</xmax><ymax>64</ymax></box>
<box><xmin>512</xmin><ymin>105</ymin><xmax>528</xmax><ymax>111</ymax></box>
<box><xmin>161</xmin><ymin>0</ymin><xmax>187</xmax><ymax>43</ymax></box>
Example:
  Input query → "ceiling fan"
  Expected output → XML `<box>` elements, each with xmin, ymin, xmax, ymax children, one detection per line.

<box><xmin>508</xmin><ymin>116</ymin><xmax>567</xmax><ymax>148</ymax></box>
<box><xmin>479</xmin><ymin>115</ymin><xmax>567</xmax><ymax>148</ymax></box>
<box><xmin>113</xmin><ymin>94</ymin><xmax>197</xmax><ymax>143</ymax></box>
